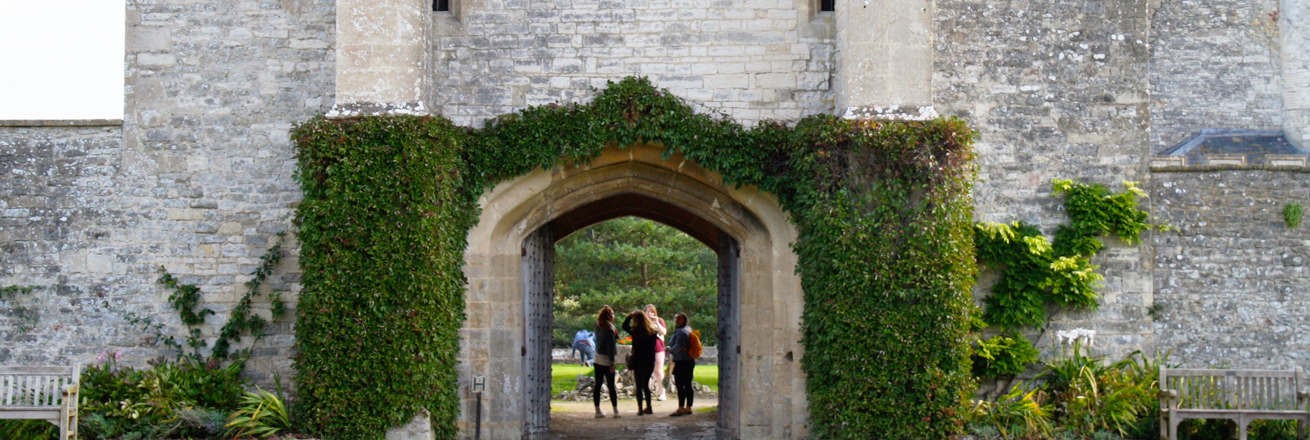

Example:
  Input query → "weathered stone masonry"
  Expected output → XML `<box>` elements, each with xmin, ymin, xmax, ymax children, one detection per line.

<box><xmin>1151</xmin><ymin>169</ymin><xmax>1310</xmax><ymax>369</ymax></box>
<box><xmin>0</xmin><ymin>0</ymin><xmax>1309</xmax><ymax>437</ymax></box>
<box><xmin>935</xmin><ymin>0</ymin><xmax>1155</xmax><ymax>356</ymax></box>
<box><xmin>0</xmin><ymin>0</ymin><xmax>335</xmax><ymax>384</ymax></box>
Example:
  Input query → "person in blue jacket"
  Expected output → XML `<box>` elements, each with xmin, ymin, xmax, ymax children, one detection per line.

<box><xmin>572</xmin><ymin>328</ymin><xmax>595</xmax><ymax>366</ymax></box>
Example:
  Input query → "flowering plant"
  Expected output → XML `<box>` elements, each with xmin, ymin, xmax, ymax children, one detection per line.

<box><xmin>96</xmin><ymin>348</ymin><xmax>124</xmax><ymax>364</ymax></box>
<box><xmin>1055</xmin><ymin>328</ymin><xmax>1095</xmax><ymax>347</ymax></box>
<box><xmin>618</xmin><ymin>337</ymin><xmax>632</xmax><ymax>345</ymax></box>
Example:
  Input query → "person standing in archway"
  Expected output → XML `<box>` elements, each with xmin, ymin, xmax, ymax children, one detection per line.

<box><xmin>644</xmin><ymin>304</ymin><xmax>668</xmax><ymax>401</ymax></box>
<box><xmin>622</xmin><ymin>310</ymin><xmax>658</xmax><ymax>415</ymax></box>
<box><xmin>593</xmin><ymin>306</ymin><xmax>620</xmax><ymax>418</ymax></box>
<box><xmin>666</xmin><ymin>312</ymin><xmax>696</xmax><ymax>416</ymax></box>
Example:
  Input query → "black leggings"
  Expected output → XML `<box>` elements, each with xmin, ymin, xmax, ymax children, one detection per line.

<box><xmin>673</xmin><ymin>360</ymin><xmax>695</xmax><ymax>407</ymax></box>
<box><xmin>632</xmin><ymin>364</ymin><xmax>654</xmax><ymax>410</ymax></box>
<box><xmin>593</xmin><ymin>364</ymin><xmax>617</xmax><ymax>408</ymax></box>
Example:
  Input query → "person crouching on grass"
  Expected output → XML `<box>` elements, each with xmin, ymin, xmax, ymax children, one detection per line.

<box><xmin>666</xmin><ymin>312</ymin><xmax>695</xmax><ymax>416</ymax></box>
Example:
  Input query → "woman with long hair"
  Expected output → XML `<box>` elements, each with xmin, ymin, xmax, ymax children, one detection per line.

<box><xmin>622</xmin><ymin>309</ymin><xmax>658</xmax><ymax>415</ymax></box>
<box><xmin>592</xmin><ymin>305</ymin><xmax>620</xmax><ymax>418</ymax></box>
<box><xmin>644</xmin><ymin>304</ymin><xmax>669</xmax><ymax>401</ymax></box>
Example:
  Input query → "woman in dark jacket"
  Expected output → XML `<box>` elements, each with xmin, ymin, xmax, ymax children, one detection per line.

<box><xmin>593</xmin><ymin>306</ymin><xmax>620</xmax><ymax>418</ymax></box>
<box><xmin>622</xmin><ymin>310</ymin><xmax>658</xmax><ymax>415</ymax></box>
<box><xmin>666</xmin><ymin>312</ymin><xmax>695</xmax><ymax>416</ymax></box>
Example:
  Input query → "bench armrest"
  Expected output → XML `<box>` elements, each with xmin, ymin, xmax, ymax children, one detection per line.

<box><xmin>1158</xmin><ymin>388</ymin><xmax>1179</xmax><ymax>410</ymax></box>
<box><xmin>62</xmin><ymin>384</ymin><xmax>78</xmax><ymax>396</ymax></box>
<box><xmin>1298</xmin><ymin>391</ymin><xmax>1308</xmax><ymax>402</ymax></box>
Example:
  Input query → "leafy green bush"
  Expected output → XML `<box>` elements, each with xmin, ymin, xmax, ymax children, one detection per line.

<box><xmin>971</xmin><ymin>179</ymin><xmax>1154</xmax><ymax>388</ymax></box>
<box><xmin>0</xmin><ymin>420</ymin><xmax>56</xmax><ymax>440</ymax></box>
<box><xmin>969</xmin><ymin>384</ymin><xmax>1054</xmax><ymax>439</ymax></box>
<box><xmin>226</xmin><ymin>388</ymin><xmax>291</xmax><ymax>438</ymax></box>
<box><xmin>79</xmin><ymin>355</ymin><xmax>245</xmax><ymax>439</ymax></box>
<box><xmin>1041</xmin><ymin>343</ymin><xmax>1159</xmax><ymax>438</ymax></box>
<box><xmin>973</xmin><ymin>333</ymin><xmax>1041</xmax><ymax>378</ymax></box>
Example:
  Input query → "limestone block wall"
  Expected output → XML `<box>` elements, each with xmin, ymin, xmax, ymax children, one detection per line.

<box><xmin>1284</xmin><ymin>0</ymin><xmax>1310</xmax><ymax>148</ymax></box>
<box><xmin>934</xmin><ymin>0</ymin><xmax>1156</xmax><ymax>359</ymax></box>
<box><xmin>0</xmin><ymin>0</ymin><xmax>335</xmax><ymax>387</ymax></box>
<box><xmin>0</xmin><ymin>125</ymin><xmax>124</xmax><ymax>364</ymax></box>
<box><xmin>426</xmin><ymin>0</ymin><xmax>836</xmax><ymax>126</ymax></box>
<box><xmin>1150</xmin><ymin>169</ymin><xmax>1310</xmax><ymax>369</ymax></box>
<box><xmin>1149</xmin><ymin>0</ymin><xmax>1283</xmax><ymax>151</ymax></box>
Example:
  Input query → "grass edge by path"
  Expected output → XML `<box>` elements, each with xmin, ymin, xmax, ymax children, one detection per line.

<box><xmin>552</xmin><ymin>363</ymin><xmax>719</xmax><ymax>397</ymax></box>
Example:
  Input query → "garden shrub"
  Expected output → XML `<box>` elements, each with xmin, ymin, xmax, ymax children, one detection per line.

<box><xmin>971</xmin><ymin>179</ymin><xmax>1154</xmax><ymax>384</ymax></box>
<box><xmin>974</xmin><ymin>333</ymin><xmax>1041</xmax><ymax>378</ymax></box>
<box><xmin>968</xmin><ymin>384</ymin><xmax>1054</xmax><ymax>439</ymax></box>
<box><xmin>293</xmin><ymin>77</ymin><xmax>978</xmax><ymax>439</ymax></box>
<box><xmin>78</xmin><ymin>355</ymin><xmax>245</xmax><ymax>439</ymax></box>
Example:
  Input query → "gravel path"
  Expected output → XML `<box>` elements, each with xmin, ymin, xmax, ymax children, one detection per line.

<box><xmin>548</xmin><ymin>399</ymin><xmax>718</xmax><ymax>440</ymax></box>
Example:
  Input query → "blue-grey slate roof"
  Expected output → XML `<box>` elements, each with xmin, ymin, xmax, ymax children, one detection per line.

<box><xmin>1161</xmin><ymin>129</ymin><xmax>1307</xmax><ymax>165</ymax></box>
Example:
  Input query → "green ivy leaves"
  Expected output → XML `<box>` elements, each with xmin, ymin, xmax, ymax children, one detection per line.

<box><xmin>294</xmin><ymin>115</ymin><xmax>469</xmax><ymax>440</ymax></box>
<box><xmin>293</xmin><ymin>77</ymin><xmax>979</xmax><ymax>439</ymax></box>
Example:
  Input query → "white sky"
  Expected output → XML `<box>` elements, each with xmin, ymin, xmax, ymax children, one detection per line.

<box><xmin>0</xmin><ymin>1</ymin><xmax>125</xmax><ymax>120</ymax></box>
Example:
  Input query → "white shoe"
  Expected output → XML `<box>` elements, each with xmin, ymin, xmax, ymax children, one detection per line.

<box><xmin>657</xmin><ymin>394</ymin><xmax>666</xmax><ymax>401</ymax></box>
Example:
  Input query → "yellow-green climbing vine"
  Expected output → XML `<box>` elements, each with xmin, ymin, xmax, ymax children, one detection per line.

<box><xmin>972</xmin><ymin>180</ymin><xmax>1154</xmax><ymax>378</ymax></box>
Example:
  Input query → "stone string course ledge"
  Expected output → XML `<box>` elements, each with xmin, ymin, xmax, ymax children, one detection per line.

<box><xmin>0</xmin><ymin>120</ymin><xmax>124</xmax><ymax>127</ymax></box>
<box><xmin>839</xmin><ymin>105</ymin><xmax>938</xmax><ymax>121</ymax></box>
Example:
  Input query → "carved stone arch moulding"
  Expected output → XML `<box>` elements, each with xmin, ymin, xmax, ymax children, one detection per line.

<box><xmin>459</xmin><ymin>143</ymin><xmax>807</xmax><ymax>440</ymax></box>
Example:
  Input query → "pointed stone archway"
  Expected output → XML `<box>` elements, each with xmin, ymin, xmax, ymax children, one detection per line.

<box><xmin>458</xmin><ymin>144</ymin><xmax>807</xmax><ymax>440</ymax></box>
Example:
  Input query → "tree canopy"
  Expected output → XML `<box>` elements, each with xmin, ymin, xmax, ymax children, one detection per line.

<box><xmin>553</xmin><ymin>216</ymin><xmax>719</xmax><ymax>347</ymax></box>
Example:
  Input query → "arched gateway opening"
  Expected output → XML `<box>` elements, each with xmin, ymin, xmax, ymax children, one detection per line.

<box><xmin>523</xmin><ymin>203</ymin><xmax>733</xmax><ymax>439</ymax></box>
<box><xmin>459</xmin><ymin>144</ymin><xmax>808</xmax><ymax>440</ymax></box>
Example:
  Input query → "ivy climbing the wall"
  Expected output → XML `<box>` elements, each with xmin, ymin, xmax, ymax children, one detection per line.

<box><xmin>292</xmin><ymin>77</ymin><xmax>978</xmax><ymax>439</ymax></box>
<box><xmin>972</xmin><ymin>179</ymin><xmax>1153</xmax><ymax>378</ymax></box>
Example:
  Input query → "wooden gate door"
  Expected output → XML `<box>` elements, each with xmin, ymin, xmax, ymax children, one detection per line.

<box><xmin>717</xmin><ymin>231</ymin><xmax>741</xmax><ymax>440</ymax></box>
<box><xmin>521</xmin><ymin>226</ymin><xmax>554</xmax><ymax>439</ymax></box>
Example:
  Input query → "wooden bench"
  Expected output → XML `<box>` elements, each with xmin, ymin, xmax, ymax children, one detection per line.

<box><xmin>1159</xmin><ymin>366</ymin><xmax>1310</xmax><ymax>440</ymax></box>
<box><xmin>0</xmin><ymin>365</ymin><xmax>80</xmax><ymax>440</ymax></box>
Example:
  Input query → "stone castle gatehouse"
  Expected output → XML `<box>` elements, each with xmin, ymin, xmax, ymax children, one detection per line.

<box><xmin>1</xmin><ymin>0</ymin><xmax>1309</xmax><ymax>438</ymax></box>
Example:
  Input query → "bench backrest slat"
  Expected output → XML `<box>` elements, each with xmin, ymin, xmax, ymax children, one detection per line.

<box><xmin>0</xmin><ymin>367</ymin><xmax>75</xmax><ymax>376</ymax></box>
<box><xmin>1163</xmin><ymin>368</ymin><xmax>1304</xmax><ymax>411</ymax></box>
<box><xmin>0</xmin><ymin>373</ymin><xmax>74</xmax><ymax>408</ymax></box>
<box><xmin>1166</xmin><ymin>368</ymin><xmax>1298</xmax><ymax>378</ymax></box>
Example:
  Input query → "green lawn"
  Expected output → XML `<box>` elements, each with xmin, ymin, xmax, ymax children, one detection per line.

<box><xmin>552</xmin><ymin>363</ymin><xmax>719</xmax><ymax>396</ymax></box>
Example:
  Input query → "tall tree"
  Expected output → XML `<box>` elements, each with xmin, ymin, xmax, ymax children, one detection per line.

<box><xmin>553</xmin><ymin>217</ymin><xmax>719</xmax><ymax>347</ymax></box>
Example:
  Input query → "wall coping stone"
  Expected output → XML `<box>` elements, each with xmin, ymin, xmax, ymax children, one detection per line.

<box><xmin>0</xmin><ymin>119</ymin><xmax>123</xmax><ymax>127</ymax></box>
<box><xmin>1152</xmin><ymin>164</ymin><xmax>1310</xmax><ymax>173</ymax></box>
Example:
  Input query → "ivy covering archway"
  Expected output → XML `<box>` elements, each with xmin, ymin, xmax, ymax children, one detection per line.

<box><xmin>291</xmin><ymin>77</ymin><xmax>978</xmax><ymax>439</ymax></box>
